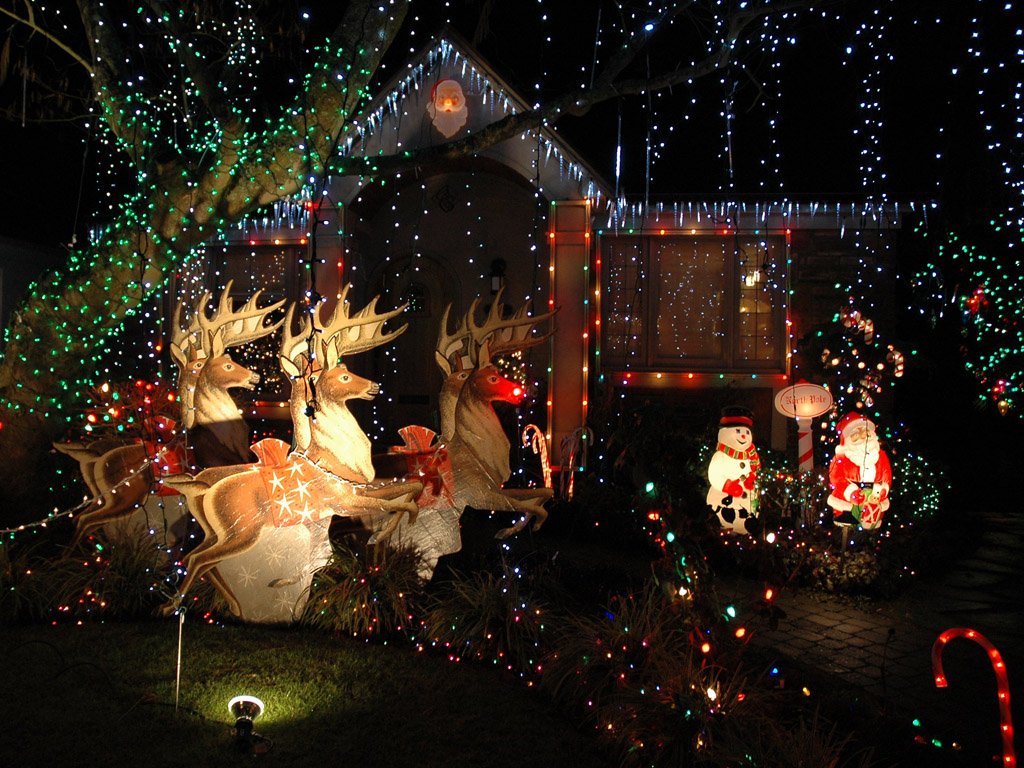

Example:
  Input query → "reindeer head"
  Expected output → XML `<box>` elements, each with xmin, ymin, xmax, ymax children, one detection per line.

<box><xmin>280</xmin><ymin>285</ymin><xmax>407</xmax><ymax>431</ymax></box>
<box><xmin>170</xmin><ymin>283</ymin><xmax>285</xmax><ymax>429</ymax></box>
<box><xmin>467</xmin><ymin>361</ymin><xmax>525</xmax><ymax>407</ymax></box>
<box><xmin>435</xmin><ymin>288</ymin><xmax>553</xmax><ymax>436</ymax></box>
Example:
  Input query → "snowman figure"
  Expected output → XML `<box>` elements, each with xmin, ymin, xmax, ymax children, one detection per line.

<box><xmin>707</xmin><ymin>407</ymin><xmax>761</xmax><ymax>535</ymax></box>
<box><xmin>827</xmin><ymin>412</ymin><xmax>892</xmax><ymax>530</ymax></box>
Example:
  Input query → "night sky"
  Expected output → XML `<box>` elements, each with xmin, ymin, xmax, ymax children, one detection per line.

<box><xmin>0</xmin><ymin>1</ymin><xmax>1016</xmax><ymax>250</ymax></box>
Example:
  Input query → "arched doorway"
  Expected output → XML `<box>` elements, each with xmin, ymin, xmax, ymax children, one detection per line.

<box><xmin>369</xmin><ymin>254</ymin><xmax>462</xmax><ymax>442</ymax></box>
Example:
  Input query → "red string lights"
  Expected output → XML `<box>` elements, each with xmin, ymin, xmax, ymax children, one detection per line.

<box><xmin>931</xmin><ymin>628</ymin><xmax>1016</xmax><ymax>768</ymax></box>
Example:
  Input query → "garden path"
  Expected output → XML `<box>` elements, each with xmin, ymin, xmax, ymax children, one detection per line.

<box><xmin>723</xmin><ymin>510</ymin><xmax>1024</xmax><ymax>764</ymax></box>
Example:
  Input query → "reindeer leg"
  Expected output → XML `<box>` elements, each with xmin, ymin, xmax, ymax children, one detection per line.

<box><xmin>336</xmin><ymin>491</ymin><xmax>421</xmax><ymax>546</ymax></box>
<box><xmin>176</xmin><ymin>493</ymin><xmax>242</xmax><ymax>616</ymax></box>
<box><xmin>495</xmin><ymin>488</ymin><xmax>553</xmax><ymax>539</ymax></box>
<box><xmin>162</xmin><ymin>527</ymin><xmax>257</xmax><ymax>619</ymax></box>
<box><xmin>67</xmin><ymin>473</ymin><xmax>151</xmax><ymax>552</ymax></box>
<box><xmin>360</xmin><ymin>481</ymin><xmax>424</xmax><ymax>527</ymax></box>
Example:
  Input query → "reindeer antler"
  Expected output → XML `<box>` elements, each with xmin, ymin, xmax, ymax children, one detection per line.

<box><xmin>435</xmin><ymin>304</ymin><xmax>472</xmax><ymax>376</ymax></box>
<box><xmin>320</xmin><ymin>285</ymin><xmax>409</xmax><ymax>364</ymax></box>
<box><xmin>169</xmin><ymin>293</ymin><xmax>207</xmax><ymax>368</ymax></box>
<box><xmin>195</xmin><ymin>281</ymin><xmax>287</xmax><ymax>357</ymax></box>
<box><xmin>280</xmin><ymin>286</ymin><xmax>409</xmax><ymax>377</ymax></box>
<box><xmin>465</xmin><ymin>288</ymin><xmax>555</xmax><ymax>367</ymax></box>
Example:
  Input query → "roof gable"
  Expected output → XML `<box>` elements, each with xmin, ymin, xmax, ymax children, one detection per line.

<box><xmin>331</xmin><ymin>35</ymin><xmax>610</xmax><ymax>204</ymax></box>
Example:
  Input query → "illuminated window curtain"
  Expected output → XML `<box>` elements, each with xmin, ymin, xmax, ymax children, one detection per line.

<box><xmin>734</xmin><ymin>237</ymin><xmax>783</xmax><ymax>367</ymax></box>
<box><xmin>600</xmin><ymin>234</ymin><xmax>786</xmax><ymax>373</ymax></box>
<box><xmin>602</xmin><ymin>237</ymin><xmax>645</xmax><ymax>368</ymax></box>
<box><xmin>653</xmin><ymin>237</ymin><xmax>726</xmax><ymax>364</ymax></box>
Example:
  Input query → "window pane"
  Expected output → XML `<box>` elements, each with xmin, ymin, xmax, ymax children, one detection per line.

<box><xmin>735</xmin><ymin>238</ymin><xmax>783</xmax><ymax>366</ymax></box>
<box><xmin>653</xmin><ymin>238</ymin><xmax>726</xmax><ymax>362</ymax></box>
<box><xmin>599</xmin><ymin>233</ymin><xmax>786</xmax><ymax>373</ymax></box>
<box><xmin>601</xmin><ymin>238</ymin><xmax>644</xmax><ymax>368</ymax></box>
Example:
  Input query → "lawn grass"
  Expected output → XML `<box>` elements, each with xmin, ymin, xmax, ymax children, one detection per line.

<box><xmin>0</xmin><ymin>620</ymin><xmax>612</xmax><ymax>768</ymax></box>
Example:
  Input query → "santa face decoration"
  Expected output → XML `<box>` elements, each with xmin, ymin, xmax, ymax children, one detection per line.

<box><xmin>827</xmin><ymin>413</ymin><xmax>892</xmax><ymax>530</ymax></box>
<box><xmin>706</xmin><ymin>410</ymin><xmax>761</xmax><ymax>535</ymax></box>
<box><xmin>428</xmin><ymin>79</ymin><xmax>468</xmax><ymax>138</ymax></box>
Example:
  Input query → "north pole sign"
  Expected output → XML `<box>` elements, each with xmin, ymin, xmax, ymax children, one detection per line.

<box><xmin>774</xmin><ymin>382</ymin><xmax>833</xmax><ymax>419</ymax></box>
<box><xmin>774</xmin><ymin>382</ymin><xmax>833</xmax><ymax>471</ymax></box>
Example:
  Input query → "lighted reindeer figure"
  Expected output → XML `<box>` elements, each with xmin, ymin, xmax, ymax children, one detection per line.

<box><xmin>159</xmin><ymin>291</ymin><xmax>423</xmax><ymax>617</ymax></box>
<box><xmin>57</xmin><ymin>285</ymin><xmax>284</xmax><ymax>551</ymax></box>
<box><xmin>438</xmin><ymin>293</ymin><xmax>555</xmax><ymax>538</ymax></box>
<box><xmin>169</xmin><ymin>284</ymin><xmax>286</xmax><ymax>466</ymax></box>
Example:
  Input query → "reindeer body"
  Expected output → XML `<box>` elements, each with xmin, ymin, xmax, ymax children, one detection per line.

<box><xmin>160</xmin><ymin>290</ymin><xmax>421</xmax><ymax>619</ymax></box>
<box><xmin>446</xmin><ymin>364</ymin><xmax>552</xmax><ymax>536</ymax></box>
<box><xmin>379</xmin><ymin>292</ymin><xmax>553</xmax><ymax>568</ymax></box>
<box><xmin>183</xmin><ymin>352</ymin><xmax>261</xmax><ymax>465</ymax></box>
<box><xmin>60</xmin><ymin>286</ymin><xmax>283</xmax><ymax>552</ymax></box>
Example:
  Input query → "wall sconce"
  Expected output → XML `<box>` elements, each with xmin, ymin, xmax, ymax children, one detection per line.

<box><xmin>489</xmin><ymin>258</ymin><xmax>507</xmax><ymax>295</ymax></box>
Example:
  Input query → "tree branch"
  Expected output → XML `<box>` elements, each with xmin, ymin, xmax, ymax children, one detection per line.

<box><xmin>0</xmin><ymin>0</ymin><xmax>93</xmax><ymax>74</ymax></box>
<box><xmin>140</xmin><ymin>0</ymin><xmax>234</xmax><ymax>128</ymax></box>
<box><xmin>74</xmin><ymin>0</ymin><xmax>149</xmax><ymax>166</ymax></box>
<box><xmin>331</xmin><ymin>0</ymin><xmax>813</xmax><ymax>179</ymax></box>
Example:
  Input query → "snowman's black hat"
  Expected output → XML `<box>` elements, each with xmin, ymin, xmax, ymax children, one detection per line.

<box><xmin>719</xmin><ymin>406</ymin><xmax>753</xmax><ymax>428</ymax></box>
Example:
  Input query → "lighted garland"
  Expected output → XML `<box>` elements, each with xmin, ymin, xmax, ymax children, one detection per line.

<box><xmin>911</xmin><ymin>221</ymin><xmax>1024</xmax><ymax>416</ymax></box>
<box><xmin>0</xmin><ymin>0</ymin><xmax>401</xmax><ymax>442</ymax></box>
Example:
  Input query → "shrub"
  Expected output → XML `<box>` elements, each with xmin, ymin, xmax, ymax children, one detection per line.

<box><xmin>301</xmin><ymin>540</ymin><xmax>424</xmax><ymax>639</ymax></box>
<box><xmin>45</xmin><ymin>528</ymin><xmax>169</xmax><ymax>619</ymax></box>
<box><xmin>420</xmin><ymin>560</ymin><xmax>549</xmax><ymax>677</ymax></box>
<box><xmin>543</xmin><ymin>579</ymin><xmax>758</xmax><ymax>766</ymax></box>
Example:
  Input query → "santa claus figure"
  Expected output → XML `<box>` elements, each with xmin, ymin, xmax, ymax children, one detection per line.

<box><xmin>427</xmin><ymin>78</ymin><xmax>468</xmax><ymax>138</ymax></box>
<box><xmin>827</xmin><ymin>412</ymin><xmax>892</xmax><ymax>530</ymax></box>
<box><xmin>706</xmin><ymin>407</ymin><xmax>761</xmax><ymax>535</ymax></box>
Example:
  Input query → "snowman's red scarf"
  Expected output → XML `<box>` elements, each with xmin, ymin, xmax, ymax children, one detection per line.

<box><xmin>715</xmin><ymin>443</ymin><xmax>760</xmax><ymax>473</ymax></box>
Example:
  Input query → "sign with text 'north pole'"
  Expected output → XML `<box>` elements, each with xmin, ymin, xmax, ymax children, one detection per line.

<box><xmin>774</xmin><ymin>382</ymin><xmax>833</xmax><ymax>471</ymax></box>
<box><xmin>774</xmin><ymin>382</ymin><xmax>833</xmax><ymax>419</ymax></box>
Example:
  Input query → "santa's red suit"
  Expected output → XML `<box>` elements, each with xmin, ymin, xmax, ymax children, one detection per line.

<box><xmin>827</xmin><ymin>413</ymin><xmax>892</xmax><ymax>530</ymax></box>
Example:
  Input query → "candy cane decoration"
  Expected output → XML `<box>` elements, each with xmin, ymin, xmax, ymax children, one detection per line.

<box><xmin>796</xmin><ymin>417</ymin><xmax>814</xmax><ymax>472</ymax></box>
<box><xmin>932</xmin><ymin>628</ymin><xmax>1016</xmax><ymax>768</ymax></box>
<box><xmin>522</xmin><ymin>424</ymin><xmax>552</xmax><ymax>489</ymax></box>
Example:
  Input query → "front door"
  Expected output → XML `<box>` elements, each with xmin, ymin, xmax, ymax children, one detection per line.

<box><xmin>371</xmin><ymin>256</ymin><xmax>461</xmax><ymax>444</ymax></box>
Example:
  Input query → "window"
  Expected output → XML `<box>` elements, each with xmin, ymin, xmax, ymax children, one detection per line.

<box><xmin>600</xmin><ymin>234</ymin><xmax>787</xmax><ymax>373</ymax></box>
<box><xmin>208</xmin><ymin>243</ymin><xmax>305</xmax><ymax>399</ymax></box>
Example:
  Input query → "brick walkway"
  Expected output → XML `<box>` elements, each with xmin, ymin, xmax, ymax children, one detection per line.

<box><xmin>722</xmin><ymin>511</ymin><xmax>1024</xmax><ymax>763</ymax></box>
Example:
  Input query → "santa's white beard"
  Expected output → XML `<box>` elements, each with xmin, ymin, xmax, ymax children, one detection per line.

<box><xmin>428</xmin><ymin>106</ymin><xmax>468</xmax><ymax>138</ymax></box>
<box><xmin>859</xmin><ymin>447</ymin><xmax>880</xmax><ymax>467</ymax></box>
<box><xmin>838</xmin><ymin>438</ymin><xmax>880</xmax><ymax>467</ymax></box>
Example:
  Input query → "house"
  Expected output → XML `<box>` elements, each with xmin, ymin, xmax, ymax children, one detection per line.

<box><xmin>187</xmin><ymin>35</ymin><xmax>908</xmax><ymax>470</ymax></box>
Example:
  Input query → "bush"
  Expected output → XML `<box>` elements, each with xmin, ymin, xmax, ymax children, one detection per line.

<box><xmin>301</xmin><ymin>540</ymin><xmax>425</xmax><ymax>639</ymax></box>
<box><xmin>1</xmin><ymin>529</ymin><xmax>169</xmax><ymax>623</ymax></box>
<box><xmin>419</xmin><ymin>560</ymin><xmax>549</xmax><ymax>677</ymax></box>
<box><xmin>543</xmin><ymin>579</ymin><xmax>756</xmax><ymax>766</ymax></box>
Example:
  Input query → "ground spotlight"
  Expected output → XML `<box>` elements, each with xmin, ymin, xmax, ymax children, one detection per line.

<box><xmin>228</xmin><ymin>695</ymin><xmax>266</xmax><ymax>753</ymax></box>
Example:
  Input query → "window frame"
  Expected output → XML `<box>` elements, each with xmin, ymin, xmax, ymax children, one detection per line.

<box><xmin>597</xmin><ymin>231</ymin><xmax>789</xmax><ymax>375</ymax></box>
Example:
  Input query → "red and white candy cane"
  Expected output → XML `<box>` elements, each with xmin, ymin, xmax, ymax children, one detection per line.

<box><xmin>796</xmin><ymin>417</ymin><xmax>814</xmax><ymax>472</ymax></box>
<box><xmin>521</xmin><ymin>424</ymin><xmax>552</xmax><ymax>489</ymax></box>
<box><xmin>932</xmin><ymin>628</ymin><xmax>1016</xmax><ymax>767</ymax></box>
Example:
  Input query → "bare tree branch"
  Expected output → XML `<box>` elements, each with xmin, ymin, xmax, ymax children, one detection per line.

<box><xmin>74</xmin><ymin>0</ymin><xmax>150</xmax><ymax>166</ymax></box>
<box><xmin>0</xmin><ymin>0</ymin><xmax>93</xmax><ymax>74</ymax></box>
<box><xmin>333</xmin><ymin>0</ymin><xmax>812</xmax><ymax>178</ymax></box>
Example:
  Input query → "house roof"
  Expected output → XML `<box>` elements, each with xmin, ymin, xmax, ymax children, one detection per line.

<box><xmin>329</xmin><ymin>32</ymin><xmax>613</xmax><ymax>206</ymax></box>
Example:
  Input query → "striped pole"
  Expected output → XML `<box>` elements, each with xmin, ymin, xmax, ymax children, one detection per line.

<box><xmin>796</xmin><ymin>417</ymin><xmax>814</xmax><ymax>472</ymax></box>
